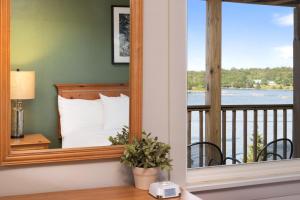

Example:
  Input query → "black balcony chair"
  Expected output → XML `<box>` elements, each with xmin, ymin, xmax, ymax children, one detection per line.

<box><xmin>188</xmin><ymin>141</ymin><xmax>224</xmax><ymax>168</ymax></box>
<box><xmin>256</xmin><ymin>138</ymin><xmax>293</xmax><ymax>162</ymax></box>
<box><xmin>223</xmin><ymin>156</ymin><xmax>242</xmax><ymax>165</ymax></box>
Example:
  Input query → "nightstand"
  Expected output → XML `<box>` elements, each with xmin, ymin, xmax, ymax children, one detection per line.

<box><xmin>10</xmin><ymin>134</ymin><xmax>51</xmax><ymax>151</ymax></box>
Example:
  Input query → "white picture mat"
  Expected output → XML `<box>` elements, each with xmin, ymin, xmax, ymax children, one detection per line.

<box><xmin>113</xmin><ymin>7</ymin><xmax>130</xmax><ymax>63</ymax></box>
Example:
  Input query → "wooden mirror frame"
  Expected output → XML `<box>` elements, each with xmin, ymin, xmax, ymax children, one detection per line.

<box><xmin>0</xmin><ymin>0</ymin><xmax>143</xmax><ymax>165</ymax></box>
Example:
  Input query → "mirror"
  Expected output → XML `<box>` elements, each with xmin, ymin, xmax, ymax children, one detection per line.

<box><xmin>10</xmin><ymin>0</ymin><xmax>130</xmax><ymax>150</ymax></box>
<box><xmin>0</xmin><ymin>0</ymin><xmax>143</xmax><ymax>165</ymax></box>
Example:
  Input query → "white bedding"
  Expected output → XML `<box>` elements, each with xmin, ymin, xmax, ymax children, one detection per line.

<box><xmin>62</xmin><ymin>127</ymin><xmax>121</xmax><ymax>148</ymax></box>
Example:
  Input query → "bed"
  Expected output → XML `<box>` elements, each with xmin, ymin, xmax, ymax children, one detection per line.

<box><xmin>55</xmin><ymin>83</ymin><xmax>129</xmax><ymax>148</ymax></box>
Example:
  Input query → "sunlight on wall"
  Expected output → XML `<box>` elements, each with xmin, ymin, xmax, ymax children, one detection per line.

<box><xmin>11</xmin><ymin>22</ymin><xmax>62</xmax><ymax>66</ymax></box>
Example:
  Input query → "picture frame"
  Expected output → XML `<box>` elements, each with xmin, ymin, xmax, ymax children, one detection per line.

<box><xmin>112</xmin><ymin>6</ymin><xmax>130</xmax><ymax>64</ymax></box>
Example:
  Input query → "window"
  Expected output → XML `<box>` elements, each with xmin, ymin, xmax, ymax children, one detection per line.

<box><xmin>187</xmin><ymin>0</ymin><xmax>295</xmax><ymax>169</ymax></box>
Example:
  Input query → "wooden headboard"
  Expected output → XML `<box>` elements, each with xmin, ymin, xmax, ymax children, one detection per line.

<box><xmin>55</xmin><ymin>83</ymin><xmax>129</xmax><ymax>99</ymax></box>
<box><xmin>55</xmin><ymin>83</ymin><xmax>129</xmax><ymax>138</ymax></box>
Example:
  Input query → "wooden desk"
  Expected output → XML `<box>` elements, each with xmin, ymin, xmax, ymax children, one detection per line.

<box><xmin>0</xmin><ymin>186</ymin><xmax>201</xmax><ymax>200</ymax></box>
<box><xmin>10</xmin><ymin>134</ymin><xmax>50</xmax><ymax>151</ymax></box>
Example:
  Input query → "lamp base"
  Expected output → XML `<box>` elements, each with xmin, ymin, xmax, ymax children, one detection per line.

<box><xmin>11</xmin><ymin>100</ymin><xmax>24</xmax><ymax>138</ymax></box>
<box><xmin>11</xmin><ymin>135</ymin><xmax>25</xmax><ymax>139</ymax></box>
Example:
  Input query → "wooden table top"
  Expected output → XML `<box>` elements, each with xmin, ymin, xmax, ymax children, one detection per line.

<box><xmin>10</xmin><ymin>134</ymin><xmax>50</xmax><ymax>146</ymax></box>
<box><xmin>0</xmin><ymin>186</ymin><xmax>201</xmax><ymax>200</ymax></box>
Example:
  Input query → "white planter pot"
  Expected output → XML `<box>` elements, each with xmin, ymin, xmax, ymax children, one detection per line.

<box><xmin>132</xmin><ymin>167</ymin><xmax>159</xmax><ymax>190</ymax></box>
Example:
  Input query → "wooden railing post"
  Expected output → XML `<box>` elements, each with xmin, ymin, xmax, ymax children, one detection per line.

<box><xmin>205</xmin><ymin>0</ymin><xmax>222</xmax><ymax>150</ymax></box>
<box><xmin>273</xmin><ymin>110</ymin><xmax>278</xmax><ymax>160</ymax></box>
<box><xmin>294</xmin><ymin>6</ymin><xmax>300</xmax><ymax>158</ymax></box>
<box><xmin>283</xmin><ymin>109</ymin><xmax>288</xmax><ymax>159</ymax></box>
<box><xmin>222</xmin><ymin>110</ymin><xmax>227</xmax><ymax>157</ymax></box>
<box><xmin>243</xmin><ymin>110</ymin><xmax>248</xmax><ymax>163</ymax></box>
<box><xmin>253</xmin><ymin>110</ymin><xmax>258</xmax><ymax>161</ymax></box>
<box><xmin>199</xmin><ymin>111</ymin><xmax>204</xmax><ymax>167</ymax></box>
<box><xmin>232</xmin><ymin>110</ymin><xmax>237</xmax><ymax>164</ymax></box>
<box><xmin>187</xmin><ymin>111</ymin><xmax>192</xmax><ymax>168</ymax></box>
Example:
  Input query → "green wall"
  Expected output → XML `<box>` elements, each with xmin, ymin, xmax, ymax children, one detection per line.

<box><xmin>11</xmin><ymin>0</ymin><xmax>130</xmax><ymax>148</ymax></box>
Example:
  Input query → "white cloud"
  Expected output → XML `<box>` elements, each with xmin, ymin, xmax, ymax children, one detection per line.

<box><xmin>275</xmin><ymin>45</ymin><xmax>293</xmax><ymax>59</ymax></box>
<box><xmin>273</xmin><ymin>13</ymin><xmax>293</xmax><ymax>27</ymax></box>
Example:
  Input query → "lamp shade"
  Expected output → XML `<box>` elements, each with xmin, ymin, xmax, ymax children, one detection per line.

<box><xmin>11</xmin><ymin>71</ymin><xmax>35</xmax><ymax>100</ymax></box>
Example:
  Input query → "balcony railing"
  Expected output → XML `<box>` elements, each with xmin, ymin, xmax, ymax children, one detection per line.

<box><xmin>187</xmin><ymin>104</ymin><xmax>293</xmax><ymax>168</ymax></box>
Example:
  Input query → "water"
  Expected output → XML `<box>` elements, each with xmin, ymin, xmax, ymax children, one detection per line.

<box><xmin>188</xmin><ymin>89</ymin><xmax>293</xmax><ymax>105</ymax></box>
<box><xmin>188</xmin><ymin>89</ymin><xmax>293</xmax><ymax>161</ymax></box>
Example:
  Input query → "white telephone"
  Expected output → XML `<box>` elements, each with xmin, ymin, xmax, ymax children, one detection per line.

<box><xmin>148</xmin><ymin>181</ymin><xmax>181</xmax><ymax>199</ymax></box>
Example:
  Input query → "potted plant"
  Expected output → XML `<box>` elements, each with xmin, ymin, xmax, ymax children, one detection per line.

<box><xmin>109</xmin><ymin>128</ymin><xmax>172</xmax><ymax>190</ymax></box>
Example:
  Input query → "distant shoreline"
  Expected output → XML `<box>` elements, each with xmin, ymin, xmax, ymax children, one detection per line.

<box><xmin>188</xmin><ymin>67</ymin><xmax>293</xmax><ymax>91</ymax></box>
<box><xmin>188</xmin><ymin>87</ymin><xmax>293</xmax><ymax>93</ymax></box>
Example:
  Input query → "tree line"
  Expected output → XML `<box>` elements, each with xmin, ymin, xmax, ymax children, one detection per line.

<box><xmin>188</xmin><ymin>67</ymin><xmax>293</xmax><ymax>91</ymax></box>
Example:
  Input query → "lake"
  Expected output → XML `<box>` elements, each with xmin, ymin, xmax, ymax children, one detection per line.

<box><xmin>187</xmin><ymin>89</ymin><xmax>293</xmax><ymax>160</ymax></box>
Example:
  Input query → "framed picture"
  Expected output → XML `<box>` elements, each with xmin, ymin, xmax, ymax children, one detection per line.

<box><xmin>112</xmin><ymin>6</ymin><xmax>130</xmax><ymax>64</ymax></box>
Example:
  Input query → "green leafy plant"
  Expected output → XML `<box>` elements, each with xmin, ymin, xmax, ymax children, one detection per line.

<box><xmin>109</xmin><ymin>127</ymin><xmax>172</xmax><ymax>170</ymax></box>
<box><xmin>247</xmin><ymin>133</ymin><xmax>264</xmax><ymax>162</ymax></box>
<box><xmin>109</xmin><ymin>126</ymin><xmax>129</xmax><ymax>145</ymax></box>
<box><xmin>120</xmin><ymin>131</ymin><xmax>172</xmax><ymax>171</ymax></box>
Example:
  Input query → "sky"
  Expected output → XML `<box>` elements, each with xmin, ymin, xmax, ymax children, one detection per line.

<box><xmin>188</xmin><ymin>0</ymin><xmax>294</xmax><ymax>71</ymax></box>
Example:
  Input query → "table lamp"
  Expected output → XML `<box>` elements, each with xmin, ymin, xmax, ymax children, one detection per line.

<box><xmin>10</xmin><ymin>69</ymin><xmax>35</xmax><ymax>138</ymax></box>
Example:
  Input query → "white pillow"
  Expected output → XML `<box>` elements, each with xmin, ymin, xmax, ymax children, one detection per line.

<box><xmin>58</xmin><ymin>96</ymin><xmax>104</xmax><ymax>137</ymax></box>
<box><xmin>100</xmin><ymin>94</ymin><xmax>129</xmax><ymax>130</ymax></box>
<box><xmin>120</xmin><ymin>93</ymin><xmax>129</xmax><ymax>98</ymax></box>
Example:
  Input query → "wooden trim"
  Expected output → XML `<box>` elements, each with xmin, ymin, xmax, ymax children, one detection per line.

<box><xmin>221</xmin><ymin>0</ymin><xmax>299</xmax><ymax>7</ymax></box>
<box><xmin>293</xmin><ymin>6</ymin><xmax>300</xmax><ymax>158</ymax></box>
<box><xmin>3</xmin><ymin>146</ymin><xmax>124</xmax><ymax>166</ymax></box>
<box><xmin>188</xmin><ymin>104</ymin><xmax>294</xmax><ymax>111</ymax></box>
<box><xmin>0</xmin><ymin>0</ymin><xmax>10</xmax><ymax>165</ymax></box>
<box><xmin>55</xmin><ymin>83</ymin><xmax>129</xmax><ymax>99</ymax></box>
<box><xmin>129</xmin><ymin>0</ymin><xmax>143</xmax><ymax>141</ymax></box>
<box><xmin>0</xmin><ymin>0</ymin><xmax>143</xmax><ymax>166</ymax></box>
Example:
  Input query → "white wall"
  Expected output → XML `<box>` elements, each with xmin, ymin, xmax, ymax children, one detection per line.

<box><xmin>168</xmin><ymin>0</ymin><xmax>187</xmax><ymax>185</ymax></box>
<box><xmin>0</xmin><ymin>0</ymin><xmax>187</xmax><ymax>196</ymax></box>
<box><xmin>195</xmin><ymin>181</ymin><xmax>300</xmax><ymax>200</ymax></box>
<box><xmin>0</xmin><ymin>161</ymin><xmax>131</xmax><ymax>196</ymax></box>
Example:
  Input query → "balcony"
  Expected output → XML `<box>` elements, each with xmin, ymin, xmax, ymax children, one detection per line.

<box><xmin>187</xmin><ymin>104</ymin><xmax>294</xmax><ymax>168</ymax></box>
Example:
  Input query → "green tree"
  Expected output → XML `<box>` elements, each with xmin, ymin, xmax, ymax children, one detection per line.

<box><xmin>187</xmin><ymin>67</ymin><xmax>293</xmax><ymax>91</ymax></box>
<box><xmin>247</xmin><ymin>133</ymin><xmax>264</xmax><ymax>162</ymax></box>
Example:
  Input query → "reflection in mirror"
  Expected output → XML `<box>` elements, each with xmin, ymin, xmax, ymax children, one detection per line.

<box><xmin>10</xmin><ymin>0</ymin><xmax>130</xmax><ymax>151</ymax></box>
